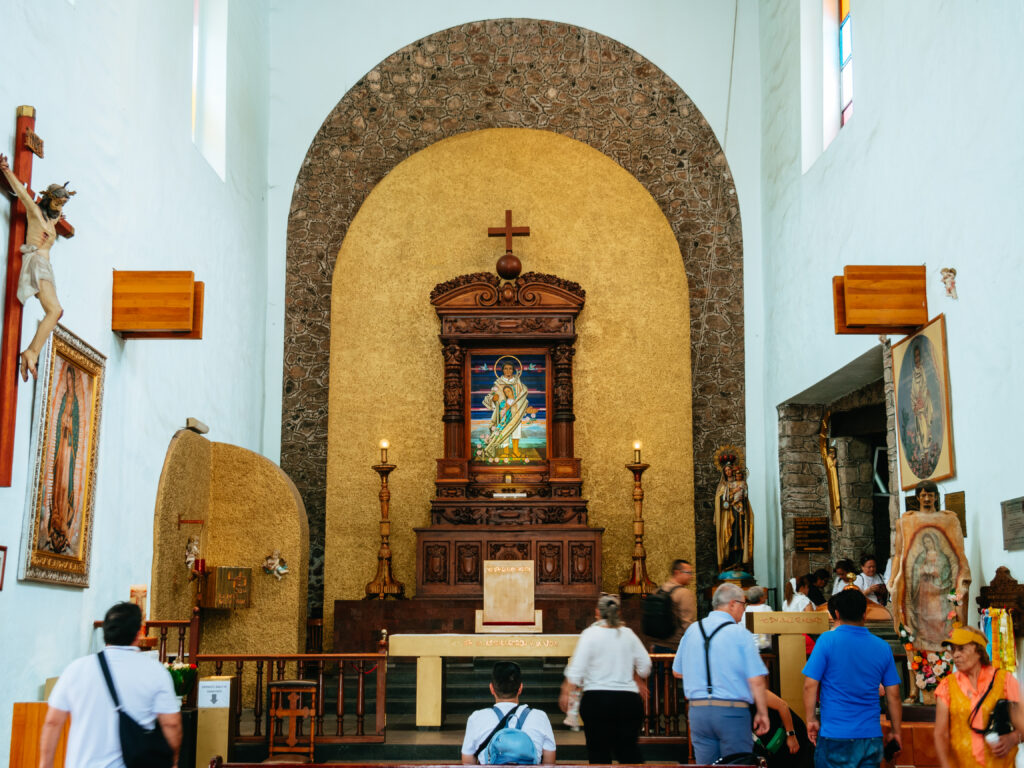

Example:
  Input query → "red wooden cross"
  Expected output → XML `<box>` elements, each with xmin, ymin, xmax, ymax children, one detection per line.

<box><xmin>0</xmin><ymin>106</ymin><xmax>75</xmax><ymax>486</ymax></box>
<box><xmin>487</xmin><ymin>209</ymin><xmax>530</xmax><ymax>254</ymax></box>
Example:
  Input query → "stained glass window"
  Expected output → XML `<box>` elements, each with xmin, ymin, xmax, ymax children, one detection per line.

<box><xmin>839</xmin><ymin>0</ymin><xmax>853</xmax><ymax>126</ymax></box>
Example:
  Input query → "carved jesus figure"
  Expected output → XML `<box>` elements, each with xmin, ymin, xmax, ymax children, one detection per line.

<box><xmin>0</xmin><ymin>153</ymin><xmax>75</xmax><ymax>380</ymax></box>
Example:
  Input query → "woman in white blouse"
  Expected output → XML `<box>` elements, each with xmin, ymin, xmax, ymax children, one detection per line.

<box><xmin>559</xmin><ymin>593</ymin><xmax>651</xmax><ymax>764</ymax></box>
<box><xmin>782</xmin><ymin>575</ymin><xmax>813</xmax><ymax>612</ymax></box>
<box><xmin>854</xmin><ymin>554</ymin><xmax>887</xmax><ymax>605</ymax></box>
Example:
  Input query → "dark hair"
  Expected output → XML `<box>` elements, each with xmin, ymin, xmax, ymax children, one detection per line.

<box><xmin>784</xmin><ymin>575</ymin><xmax>810</xmax><ymax>604</ymax></box>
<box><xmin>828</xmin><ymin>587</ymin><xmax>867</xmax><ymax>622</ymax></box>
<box><xmin>813</xmin><ymin>568</ymin><xmax>830</xmax><ymax>582</ymax></box>
<box><xmin>834</xmin><ymin>559</ymin><xmax>855</xmax><ymax>573</ymax></box>
<box><xmin>915</xmin><ymin>480</ymin><xmax>939</xmax><ymax>498</ymax></box>
<box><xmin>859</xmin><ymin>553</ymin><xmax>877</xmax><ymax>567</ymax></box>
<box><xmin>671</xmin><ymin>559</ymin><xmax>691</xmax><ymax>573</ymax></box>
<box><xmin>103</xmin><ymin>602</ymin><xmax>143</xmax><ymax>646</ymax></box>
<box><xmin>492</xmin><ymin>661</ymin><xmax>522</xmax><ymax>698</ymax></box>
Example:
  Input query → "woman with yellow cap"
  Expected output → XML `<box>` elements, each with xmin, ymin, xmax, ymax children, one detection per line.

<box><xmin>934</xmin><ymin>626</ymin><xmax>1021</xmax><ymax>767</ymax></box>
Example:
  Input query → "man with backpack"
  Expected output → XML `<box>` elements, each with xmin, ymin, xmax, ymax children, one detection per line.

<box><xmin>673</xmin><ymin>582</ymin><xmax>770</xmax><ymax>764</ymax></box>
<box><xmin>643</xmin><ymin>558</ymin><xmax>696</xmax><ymax>653</ymax></box>
<box><xmin>461</xmin><ymin>661</ymin><xmax>556</xmax><ymax>765</ymax></box>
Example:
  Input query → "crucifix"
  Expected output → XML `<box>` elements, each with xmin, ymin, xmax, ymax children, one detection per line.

<box><xmin>0</xmin><ymin>106</ymin><xmax>75</xmax><ymax>487</ymax></box>
<box><xmin>487</xmin><ymin>209</ymin><xmax>529</xmax><ymax>280</ymax></box>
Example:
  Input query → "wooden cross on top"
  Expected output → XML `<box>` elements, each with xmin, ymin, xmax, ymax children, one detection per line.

<box><xmin>487</xmin><ymin>210</ymin><xmax>529</xmax><ymax>254</ymax></box>
<box><xmin>0</xmin><ymin>106</ymin><xmax>75</xmax><ymax>487</ymax></box>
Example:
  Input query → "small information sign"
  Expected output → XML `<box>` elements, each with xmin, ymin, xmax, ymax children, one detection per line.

<box><xmin>1001</xmin><ymin>497</ymin><xmax>1024</xmax><ymax>551</ymax></box>
<box><xmin>793</xmin><ymin>517</ymin><xmax>830</xmax><ymax>552</ymax></box>
<box><xmin>198</xmin><ymin>679</ymin><xmax>232</xmax><ymax>708</ymax></box>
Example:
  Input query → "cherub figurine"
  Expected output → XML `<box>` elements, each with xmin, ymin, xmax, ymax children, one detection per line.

<box><xmin>263</xmin><ymin>550</ymin><xmax>289</xmax><ymax>580</ymax></box>
<box><xmin>0</xmin><ymin>153</ymin><xmax>75</xmax><ymax>380</ymax></box>
<box><xmin>185</xmin><ymin>536</ymin><xmax>200</xmax><ymax>572</ymax></box>
<box><xmin>940</xmin><ymin>267</ymin><xmax>958</xmax><ymax>300</ymax></box>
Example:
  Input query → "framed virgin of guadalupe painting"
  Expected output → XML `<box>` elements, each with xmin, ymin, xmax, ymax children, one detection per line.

<box><xmin>892</xmin><ymin>314</ymin><xmax>954</xmax><ymax>490</ymax></box>
<box><xmin>19</xmin><ymin>324</ymin><xmax>106</xmax><ymax>586</ymax></box>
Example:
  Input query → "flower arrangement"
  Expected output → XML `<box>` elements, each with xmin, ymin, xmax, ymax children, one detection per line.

<box><xmin>164</xmin><ymin>659</ymin><xmax>198</xmax><ymax>697</ymax></box>
<box><xmin>947</xmin><ymin>590</ymin><xmax>962</xmax><ymax>623</ymax></box>
<box><xmin>900</xmin><ymin>624</ymin><xmax>953</xmax><ymax>691</ymax></box>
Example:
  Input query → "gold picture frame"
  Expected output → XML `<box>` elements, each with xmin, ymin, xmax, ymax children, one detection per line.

<box><xmin>892</xmin><ymin>314</ymin><xmax>955</xmax><ymax>490</ymax></box>
<box><xmin>19</xmin><ymin>324</ymin><xmax>106</xmax><ymax>586</ymax></box>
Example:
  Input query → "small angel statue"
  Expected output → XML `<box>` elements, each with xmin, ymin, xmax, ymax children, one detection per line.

<box><xmin>263</xmin><ymin>550</ymin><xmax>289</xmax><ymax>580</ymax></box>
<box><xmin>940</xmin><ymin>267</ymin><xmax>958</xmax><ymax>300</ymax></box>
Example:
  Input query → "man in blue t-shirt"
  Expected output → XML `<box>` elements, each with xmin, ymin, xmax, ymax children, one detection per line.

<box><xmin>802</xmin><ymin>587</ymin><xmax>902</xmax><ymax>767</ymax></box>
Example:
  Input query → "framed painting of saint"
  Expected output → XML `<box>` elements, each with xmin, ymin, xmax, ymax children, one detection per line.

<box><xmin>19</xmin><ymin>324</ymin><xmax>106</xmax><ymax>587</ymax></box>
<box><xmin>467</xmin><ymin>351</ymin><xmax>548</xmax><ymax>466</ymax></box>
<box><xmin>892</xmin><ymin>314</ymin><xmax>954</xmax><ymax>490</ymax></box>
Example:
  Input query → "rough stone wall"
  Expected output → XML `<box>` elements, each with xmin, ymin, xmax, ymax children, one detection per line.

<box><xmin>831</xmin><ymin>437</ymin><xmax>876</xmax><ymax>563</ymax></box>
<box><xmin>282</xmin><ymin>19</ymin><xmax>745</xmax><ymax>613</ymax></box>
<box><xmin>777</xmin><ymin>404</ymin><xmax>831</xmax><ymax>580</ymax></box>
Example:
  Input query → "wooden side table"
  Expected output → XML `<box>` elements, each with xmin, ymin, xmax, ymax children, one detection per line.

<box><xmin>268</xmin><ymin>680</ymin><xmax>317</xmax><ymax>762</ymax></box>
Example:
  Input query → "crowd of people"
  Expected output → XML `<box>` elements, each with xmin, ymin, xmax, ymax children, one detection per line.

<box><xmin>40</xmin><ymin>562</ymin><xmax>1024</xmax><ymax>768</ymax></box>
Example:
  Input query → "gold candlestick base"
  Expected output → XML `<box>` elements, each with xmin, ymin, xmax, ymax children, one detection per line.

<box><xmin>365</xmin><ymin>462</ymin><xmax>405</xmax><ymax>600</ymax></box>
<box><xmin>619</xmin><ymin>461</ymin><xmax>657</xmax><ymax>596</ymax></box>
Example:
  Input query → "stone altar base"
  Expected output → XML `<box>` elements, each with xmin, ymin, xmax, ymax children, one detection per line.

<box><xmin>333</xmin><ymin>597</ymin><xmax>647</xmax><ymax>652</ymax></box>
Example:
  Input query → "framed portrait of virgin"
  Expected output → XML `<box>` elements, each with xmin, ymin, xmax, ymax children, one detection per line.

<box><xmin>892</xmin><ymin>314</ymin><xmax>954</xmax><ymax>490</ymax></box>
<box><xmin>467</xmin><ymin>351</ymin><xmax>549</xmax><ymax>466</ymax></box>
<box><xmin>19</xmin><ymin>324</ymin><xmax>106</xmax><ymax>586</ymax></box>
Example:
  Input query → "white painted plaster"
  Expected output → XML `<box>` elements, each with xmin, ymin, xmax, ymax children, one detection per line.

<box><xmin>760</xmin><ymin>0</ymin><xmax>1024</xmax><ymax>609</ymax></box>
<box><xmin>0</xmin><ymin>0</ymin><xmax>269</xmax><ymax>756</ymax></box>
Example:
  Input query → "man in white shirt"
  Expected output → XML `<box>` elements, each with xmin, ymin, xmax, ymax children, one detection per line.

<box><xmin>461</xmin><ymin>661</ymin><xmax>556</xmax><ymax>764</ymax></box>
<box><xmin>38</xmin><ymin>602</ymin><xmax>181</xmax><ymax>768</ymax></box>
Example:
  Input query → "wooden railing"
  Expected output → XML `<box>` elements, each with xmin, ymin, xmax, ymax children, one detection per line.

<box><xmin>192</xmin><ymin>653</ymin><xmax>387</xmax><ymax>745</ymax></box>
<box><xmin>642</xmin><ymin>653</ymin><xmax>682</xmax><ymax>740</ymax></box>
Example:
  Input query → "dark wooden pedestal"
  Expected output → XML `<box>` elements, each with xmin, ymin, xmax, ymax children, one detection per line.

<box><xmin>415</xmin><ymin>525</ymin><xmax>602</xmax><ymax>598</ymax></box>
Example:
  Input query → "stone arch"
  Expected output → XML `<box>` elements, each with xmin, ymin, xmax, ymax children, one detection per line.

<box><xmin>282</xmin><ymin>19</ymin><xmax>744</xmax><ymax>609</ymax></box>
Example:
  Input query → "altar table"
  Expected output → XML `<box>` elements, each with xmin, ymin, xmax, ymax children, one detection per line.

<box><xmin>388</xmin><ymin>633</ymin><xmax>579</xmax><ymax>727</ymax></box>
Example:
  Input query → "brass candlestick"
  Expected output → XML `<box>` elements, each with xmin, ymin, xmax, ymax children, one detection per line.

<box><xmin>365</xmin><ymin>443</ymin><xmax>405</xmax><ymax>600</ymax></box>
<box><xmin>619</xmin><ymin>447</ymin><xmax>657</xmax><ymax>596</ymax></box>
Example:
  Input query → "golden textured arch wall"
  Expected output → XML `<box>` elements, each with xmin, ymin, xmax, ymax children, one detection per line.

<box><xmin>151</xmin><ymin>430</ymin><xmax>309</xmax><ymax>656</ymax></box>
<box><xmin>325</xmin><ymin>128</ymin><xmax>692</xmax><ymax>633</ymax></box>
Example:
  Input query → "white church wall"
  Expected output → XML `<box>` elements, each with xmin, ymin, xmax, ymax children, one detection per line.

<box><xmin>759</xmin><ymin>1</ymin><xmax>1024</xmax><ymax>610</ymax></box>
<box><xmin>263</xmin><ymin>1</ymin><xmax>771</xmax><ymax>579</ymax></box>
<box><xmin>0</xmin><ymin>0</ymin><xmax>269</xmax><ymax>756</ymax></box>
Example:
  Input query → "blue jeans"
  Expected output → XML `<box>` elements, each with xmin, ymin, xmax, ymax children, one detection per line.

<box><xmin>688</xmin><ymin>704</ymin><xmax>752</xmax><ymax>765</ymax></box>
<box><xmin>814</xmin><ymin>736</ymin><xmax>882</xmax><ymax>768</ymax></box>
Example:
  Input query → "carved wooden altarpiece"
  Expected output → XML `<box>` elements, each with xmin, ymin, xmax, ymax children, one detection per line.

<box><xmin>416</xmin><ymin>270</ymin><xmax>602</xmax><ymax>598</ymax></box>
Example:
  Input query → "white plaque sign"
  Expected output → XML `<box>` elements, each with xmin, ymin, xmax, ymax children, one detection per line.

<box><xmin>197</xmin><ymin>679</ymin><xmax>231</xmax><ymax>708</ymax></box>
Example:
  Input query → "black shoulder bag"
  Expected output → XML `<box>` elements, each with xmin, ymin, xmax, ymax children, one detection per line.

<box><xmin>968</xmin><ymin>669</ymin><xmax>1014</xmax><ymax>737</ymax></box>
<box><xmin>96</xmin><ymin>651</ymin><xmax>175</xmax><ymax>768</ymax></box>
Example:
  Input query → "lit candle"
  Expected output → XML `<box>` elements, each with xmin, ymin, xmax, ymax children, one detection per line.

<box><xmin>633</xmin><ymin>440</ymin><xmax>642</xmax><ymax>463</ymax></box>
<box><xmin>380</xmin><ymin>439</ymin><xmax>390</xmax><ymax>464</ymax></box>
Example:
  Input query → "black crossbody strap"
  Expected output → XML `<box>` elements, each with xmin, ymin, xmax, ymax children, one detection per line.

<box><xmin>968</xmin><ymin>670</ymin><xmax>1000</xmax><ymax>734</ymax></box>
<box><xmin>697</xmin><ymin>619</ymin><xmax>730</xmax><ymax>696</ymax></box>
<box><xmin>473</xmin><ymin>704</ymin><xmax>520</xmax><ymax>758</ymax></box>
<box><xmin>96</xmin><ymin>651</ymin><xmax>123</xmax><ymax>711</ymax></box>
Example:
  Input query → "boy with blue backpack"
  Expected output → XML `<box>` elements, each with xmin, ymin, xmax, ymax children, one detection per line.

<box><xmin>461</xmin><ymin>662</ymin><xmax>556</xmax><ymax>765</ymax></box>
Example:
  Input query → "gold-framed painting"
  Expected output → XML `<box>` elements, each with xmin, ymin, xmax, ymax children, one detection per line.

<box><xmin>892</xmin><ymin>314</ymin><xmax>954</xmax><ymax>490</ymax></box>
<box><xmin>19</xmin><ymin>324</ymin><xmax>106</xmax><ymax>587</ymax></box>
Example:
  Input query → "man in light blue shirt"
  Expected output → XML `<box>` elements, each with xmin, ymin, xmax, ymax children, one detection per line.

<box><xmin>673</xmin><ymin>582</ymin><xmax>770</xmax><ymax>764</ymax></box>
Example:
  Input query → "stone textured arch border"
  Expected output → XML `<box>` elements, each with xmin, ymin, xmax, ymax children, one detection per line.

<box><xmin>282</xmin><ymin>19</ymin><xmax>744</xmax><ymax>610</ymax></box>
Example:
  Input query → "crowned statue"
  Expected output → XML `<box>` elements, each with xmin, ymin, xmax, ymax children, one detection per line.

<box><xmin>713</xmin><ymin>445</ymin><xmax>754</xmax><ymax>575</ymax></box>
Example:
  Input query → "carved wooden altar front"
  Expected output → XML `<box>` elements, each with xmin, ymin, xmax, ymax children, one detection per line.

<box><xmin>417</xmin><ymin>271</ymin><xmax>601</xmax><ymax>598</ymax></box>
